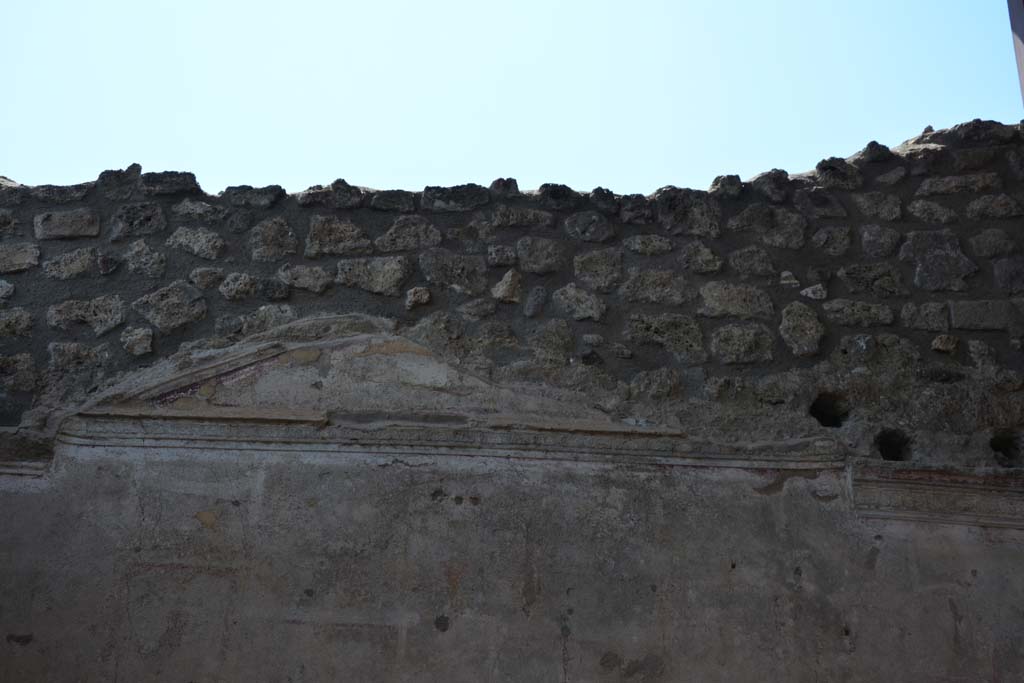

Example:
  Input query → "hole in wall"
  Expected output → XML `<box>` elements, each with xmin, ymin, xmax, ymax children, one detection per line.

<box><xmin>990</xmin><ymin>430</ymin><xmax>1022</xmax><ymax>468</ymax></box>
<box><xmin>809</xmin><ymin>392</ymin><xmax>849</xmax><ymax>428</ymax></box>
<box><xmin>875</xmin><ymin>429</ymin><xmax>911</xmax><ymax>462</ymax></box>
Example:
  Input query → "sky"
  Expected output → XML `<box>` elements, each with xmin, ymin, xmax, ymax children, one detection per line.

<box><xmin>0</xmin><ymin>1</ymin><xmax>1020</xmax><ymax>195</ymax></box>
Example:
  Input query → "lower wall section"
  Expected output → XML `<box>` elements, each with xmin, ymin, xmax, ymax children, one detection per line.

<box><xmin>1</xmin><ymin>442</ymin><xmax>1022</xmax><ymax>681</ymax></box>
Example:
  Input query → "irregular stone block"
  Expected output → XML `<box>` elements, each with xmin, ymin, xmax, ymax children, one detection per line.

<box><xmin>948</xmin><ymin>300</ymin><xmax>1020</xmax><ymax>331</ymax></box>
<box><xmin>728</xmin><ymin>246</ymin><xmax>775</xmax><ymax>277</ymax></box>
<box><xmin>966</xmin><ymin>194</ymin><xmax>1023</xmax><ymax>219</ymax></box>
<box><xmin>906</xmin><ymin>199</ymin><xmax>957</xmax><ymax>224</ymax></box>
<box><xmin>489</xmin><ymin>178</ymin><xmax>520</xmax><ymax>198</ymax></box>
<box><xmin>523</xmin><ymin>286</ymin><xmax>547</xmax><ymax>318</ymax></box>
<box><xmin>779</xmin><ymin>302</ymin><xmax>824</xmax><ymax>357</ymax></box>
<box><xmin>486</xmin><ymin>245</ymin><xmax>516</xmax><ymax>267</ymax></box>
<box><xmin>851</xmin><ymin>192</ymin><xmax>901</xmax><ymax>221</ymax></box>
<box><xmin>172</xmin><ymin>198</ymin><xmax>227</xmax><ymax>222</ymax></box>
<box><xmin>971</xmin><ymin>228</ymin><xmax>1016</xmax><ymax>258</ymax></box>
<box><xmin>0</xmin><ymin>353</ymin><xmax>36</xmax><ymax>391</ymax></box>
<box><xmin>816</xmin><ymin>157</ymin><xmax>862</xmax><ymax>189</ymax></box>
<box><xmin>0</xmin><ymin>280</ymin><xmax>13</xmax><ymax>301</ymax></box>
<box><xmin>375</xmin><ymin>216</ymin><xmax>442</xmax><ymax>252</ymax></box>
<box><xmin>564</xmin><ymin>211</ymin><xmax>615</xmax><ymax>242</ymax></box>
<box><xmin>124</xmin><ymin>240</ymin><xmax>166</xmax><ymax>277</ymax></box>
<box><xmin>369</xmin><ymin>189</ymin><xmax>417</xmax><ymax>212</ymax></box>
<box><xmin>749</xmin><ymin>169</ymin><xmax>789</xmax><ymax>203</ymax></box>
<box><xmin>239</xmin><ymin>304</ymin><xmax>296</xmax><ymax>336</ymax></box>
<box><xmin>623</xmin><ymin>234</ymin><xmax>673</xmax><ymax>255</ymax></box>
<box><xmin>654</xmin><ymin>187</ymin><xmax>721</xmax><ymax>237</ymax></box>
<box><xmin>417</xmin><ymin>249</ymin><xmax>486</xmax><ymax>295</ymax></box>
<box><xmin>699</xmin><ymin>282</ymin><xmax>773</xmax><ymax>319</ymax></box>
<box><xmin>421</xmin><ymin>184</ymin><xmax>489</xmax><ymax>212</ymax></box>
<box><xmin>874</xmin><ymin>167</ymin><xmax>907</xmax><ymax>185</ymax></box>
<box><xmin>618</xmin><ymin>268</ymin><xmax>691</xmax><ymax>305</ymax></box>
<box><xmin>295</xmin><ymin>179</ymin><xmax>364</xmax><ymax>208</ymax></box>
<box><xmin>140</xmin><ymin>171</ymin><xmax>200</xmax><ymax>195</ymax></box>
<box><xmin>994</xmin><ymin>256</ymin><xmax>1024</xmax><ymax>294</ymax></box>
<box><xmin>218</xmin><ymin>272</ymin><xmax>258</xmax><ymax>300</ymax></box>
<box><xmin>0</xmin><ymin>209</ymin><xmax>16</xmax><ymax>236</ymax></box>
<box><xmin>822</xmin><ymin>299</ymin><xmax>894</xmax><ymax>326</ymax></box>
<box><xmin>931</xmin><ymin>334</ymin><xmax>958</xmax><ymax>354</ymax></box>
<box><xmin>516</xmin><ymin>237</ymin><xmax>565</xmax><ymax>274</ymax></box>
<box><xmin>189</xmin><ymin>267</ymin><xmax>225</xmax><ymax>290</ymax></box>
<box><xmin>337</xmin><ymin>256</ymin><xmax>414</xmax><ymax>296</ymax></box>
<box><xmin>793</xmin><ymin>187</ymin><xmax>847</xmax><ymax>218</ymax></box>
<box><xmin>860</xmin><ymin>224</ymin><xmax>902</xmax><ymax>258</ymax></box>
<box><xmin>249</xmin><ymin>217</ymin><xmax>297</xmax><ymax>262</ymax></box>
<box><xmin>405</xmin><ymin>286</ymin><xmax>431</xmax><ymax>310</ymax></box>
<box><xmin>624</xmin><ymin>313</ymin><xmax>707</xmax><ymax>363</ymax></box>
<box><xmin>898</xmin><ymin>230</ymin><xmax>978</xmax><ymax>291</ymax></box>
<box><xmin>574</xmin><ymin>248</ymin><xmax>622</xmax><ymax>292</ymax></box>
<box><xmin>536</xmin><ymin>183</ymin><xmax>581</xmax><ymax>211</ymax></box>
<box><xmin>120</xmin><ymin>326</ymin><xmax>153</xmax><ymax>356</ymax></box>
<box><xmin>589</xmin><ymin>187</ymin><xmax>618</xmax><ymax>214</ymax></box>
<box><xmin>490</xmin><ymin>270</ymin><xmax>522</xmax><ymax>303</ymax></box>
<box><xmin>42</xmin><ymin>248</ymin><xmax>96</xmax><ymax>280</ymax></box>
<box><xmin>900</xmin><ymin>302</ymin><xmax>948</xmax><ymax>331</ymax></box>
<box><xmin>108</xmin><ymin>203</ymin><xmax>166</xmax><ymax>242</ymax></box>
<box><xmin>761</xmin><ymin>208</ymin><xmax>807</xmax><ymax>249</ymax></box>
<box><xmin>711</xmin><ymin>323</ymin><xmax>774</xmax><ymax>364</ymax></box>
<box><xmin>619</xmin><ymin>194</ymin><xmax>653</xmax><ymax>224</ymax></box>
<box><xmin>915</xmin><ymin>172</ymin><xmax>1002</xmax><ymax>196</ymax></box>
<box><xmin>48</xmin><ymin>342</ymin><xmax>110</xmax><ymax>372</ymax></box>
<box><xmin>837</xmin><ymin>263</ymin><xmax>907</xmax><ymax>298</ymax></box>
<box><xmin>220</xmin><ymin>185</ymin><xmax>285</xmax><ymax>209</ymax></box>
<box><xmin>677</xmin><ymin>240</ymin><xmax>722</xmax><ymax>273</ymax></box>
<box><xmin>131</xmin><ymin>281</ymin><xmax>207</xmax><ymax>332</ymax></box>
<box><xmin>34</xmin><ymin>209</ymin><xmax>99</xmax><ymax>239</ymax></box>
<box><xmin>709</xmin><ymin>174</ymin><xmax>743</xmax><ymax>199</ymax></box>
<box><xmin>277</xmin><ymin>264</ymin><xmax>332</xmax><ymax>294</ymax></box>
<box><xmin>46</xmin><ymin>295</ymin><xmax>125</xmax><ymax>336</ymax></box>
<box><xmin>165</xmin><ymin>227</ymin><xmax>225</xmax><ymax>260</ymax></box>
<box><xmin>811</xmin><ymin>226</ymin><xmax>851</xmax><ymax>257</ymax></box>
<box><xmin>304</xmin><ymin>216</ymin><xmax>372</xmax><ymax>257</ymax></box>
<box><xmin>551</xmin><ymin>284</ymin><xmax>606</xmax><ymax>321</ymax></box>
<box><xmin>0</xmin><ymin>308</ymin><xmax>32</xmax><ymax>337</ymax></box>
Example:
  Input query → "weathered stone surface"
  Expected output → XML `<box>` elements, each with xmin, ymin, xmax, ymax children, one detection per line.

<box><xmin>172</xmin><ymin>198</ymin><xmax>226</xmax><ymax>222</ymax></box>
<box><xmin>189</xmin><ymin>267</ymin><xmax>225</xmax><ymax>290</ymax></box>
<box><xmin>678</xmin><ymin>241</ymin><xmax>723</xmax><ymax>273</ymax></box>
<box><xmin>34</xmin><ymin>209</ymin><xmax>99</xmax><ymax>240</ymax></box>
<box><xmin>490</xmin><ymin>270</ymin><xmax>522</xmax><ymax>303</ymax></box>
<box><xmin>131</xmin><ymin>281</ymin><xmax>207</xmax><ymax>332</ymax></box>
<box><xmin>779</xmin><ymin>302</ymin><xmax>824</xmax><ymax>356</ymax></box>
<box><xmin>523</xmin><ymin>286</ymin><xmax>547</xmax><ymax>318</ymax></box>
<box><xmin>900</xmin><ymin>302</ymin><xmax>948</xmax><ymax>331</ymax></box>
<box><xmin>295</xmin><ymin>179</ymin><xmax>363</xmax><ymax>208</ymax></box>
<box><xmin>589</xmin><ymin>187</ymin><xmax>618</xmax><ymax>214</ymax></box>
<box><xmin>574</xmin><ymin>248</ymin><xmax>622</xmax><ymax>292</ymax></box>
<box><xmin>711</xmin><ymin>323</ymin><xmax>773</xmax><ymax>364</ymax></box>
<box><xmin>837</xmin><ymin>263</ymin><xmax>906</xmax><ymax>297</ymax></box>
<box><xmin>369</xmin><ymin>190</ymin><xmax>417</xmax><ymax>213</ymax></box>
<box><xmin>851</xmin><ymin>192</ymin><xmax>901</xmax><ymax>221</ymax></box>
<box><xmin>0</xmin><ymin>280</ymin><xmax>14</xmax><ymax>302</ymax></box>
<box><xmin>552</xmin><ymin>284</ymin><xmax>606</xmax><ymax>321</ymax></box>
<box><xmin>629</xmin><ymin>367</ymin><xmax>682</xmax><ymax>399</ymax></box>
<box><xmin>220</xmin><ymin>185</ymin><xmax>285</xmax><ymax>209</ymax></box>
<box><xmin>564</xmin><ymin>211</ymin><xmax>615</xmax><ymax>243</ymax></box>
<box><xmin>140</xmin><ymin>171</ymin><xmax>200</xmax><ymax>195</ymax></box>
<box><xmin>29</xmin><ymin>182</ymin><xmax>92</xmax><ymax>204</ymax></box>
<box><xmin>623</xmin><ymin>234</ymin><xmax>672</xmax><ymax>255</ymax></box>
<box><xmin>860</xmin><ymin>224</ymin><xmax>902</xmax><ymax>258</ymax></box>
<box><xmin>405</xmin><ymin>286</ymin><xmax>431</xmax><ymax>310</ymax></box>
<box><xmin>375</xmin><ymin>216</ymin><xmax>442</xmax><ymax>252</ymax></box>
<box><xmin>749</xmin><ymin>169</ymin><xmax>789</xmax><ymax>203</ymax></box>
<box><xmin>457</xmin><ymin>298</ymin><xmax>497</xmax><ymax>320</ymax></box>
<box><xmin>119</xmin><ymin>326</ymin><xmax>153</xmax><ymax>356</ymax></box>
<box><xmin>42</xmin><ymin>248</ymin><xmax>96</xmax><ymax>280</ymax></box>
<box><xmin>239</xmin><ymin>304</ymin><xmax>296</xmax><ymax>336</ymax></box>
<box><xmin>624</xmin><ymin>313</ymin><xmax>706</xmax><ymax>363</ymax></box>
<box><xmin>486</xmin><ymin>245</ymin><xmax>516</xmax><ymax>267</ymax></box>
<box><xmin>728</xmin><ymin>246</ymin><xmax>775</xmax><ymax>277</ymax></box>
<box><xmin>0</xmin><ymin>308</ymin><xmax>32</xmax><ymax>337</ymax></box>
<box><xmin>516</xmin><ymin>237</ymin><xmax>565</xmax><ymax>274</ymax></box>
<box><xmin>779</xmin><ymin>271</ymin><xmax>800</xmax><ymax>287</ymax></box>
<box><xmin>0</xmin><ymin>209</ymin><xmax>16</xmax><ymax>236</ymax></box>
<box><xmin>618</xmin><ymin>268</ymin><xmax>691</xmax><ymax>305</ymax></box>
<box><xmin>488</xmin><ymin>178</ymin><xmax>520</xmax><ymax>198</ymax></box>
<box><xmin>699</xmin><ymin>282</ymin><xmax>773</xmax><ymax>319</ymax></box>
<box><xmin>337</xmin><ymin>257</ymin><xmax>414</xmax><ymax>297</ymax></box>
<box><xmin>815</xmin><ymin>157</ymin><xmax>862</xmax><ymax>189</ymax></box>
<box><xmin>471</xmin><ymin>205</ymin><xmax>554</xmax><ymax>237</ymax></box>
<box><xmin>761</xmin><ymin>208</ymin><xmax>807</xmax><ymax>249</ymax></box>
<box><xmin>218</xmin><ymin>272</ymin><xmax>258</xmax><ymax>300</ymax></box>
<box><xmin>258</xmin><ymin>278</ymin><xmax>289</xmax><ymax>301</ymax></box>
<box><xmin>800</xmin><ymin>283</ymin><xmax>827</xmax><ymax>300</ymax></box>
<box><xmin>994</xmin><ymin>257</ymin><xmax>1024</xmax><ymax>294</ymax></box>
<box><xmin>822</xmin><ymin>299</ymin><xmax>894</xmax><ymax>326</ymax></box>
<box><xmin>536</xmin><ymin>183</ymin><xmax>581</xmax><ymax>211</ymax></box>
<box><xmin>727</xmin><ymin>203</ymin><xmax>773</xmax><ymax>233</ymax></box>
<box><xmin>421</xmin><ymin>184</ymin><xmax>489</xmax><ymax>212</ymax></box>
<box><xmin>418</xmin><ymin>249</ymin><xmax>486</xmax><ymax>295</ymax></box>
<box><xmin>971</xmin><ymin>228</ymin><xmax>1016</xmax><ymax>258</ymax></box>
<box><xmin>249</xmin><ymin>218</ymin><xmax>297</xmax><ymax>262</ymax></box>
<box><xmin>916</xmin><ymin>172</ymin><xmax>1003</xmax><ymax>196</ymax></box>
<box><xmin>124</xmin><ymin>240</ymin><xmax>166</xmax><ymax>277</ymax></box>
<box><xmin>709</xmin><ymin>174</ymin><xmax>743</xmax><ymax>198</ymax></box>
<box><xmin>875</xmin><ymin>167</ymin><xmax>908</xmax><ymax>185</ymax></box>
<box><xmin>304</xmin><ymin>216</ymin><xmax>372</xmax><ymax>257</ymax></box>
<box><xmin>47</xmin><ymin>342</ymin><xmax>110</xmax><ymax>372</ymax></box>
<box><xmin>655</xmin><ymin>188</ymin><xmax>721</xmax><ymax>237</ymax></box>
<box><xmin>949</xmin><ymin>300</ymin><xmax>1021</xmax><ymax>331</ymax></box>
<box><xmin>165</xmin><ymin>227</ymin><xmax>226</xmax><ymax>260</ymax></box>
<box><xmin>898</xmin><ymin>230</ymin><xmax>977</xmax><ymax>291</ymax></box>
<box><xmin>930</xmin><ymin>334</ymin><xmax>958</xmax><ymax>353</ymax></box>
<box><xmin>906</xmin><ymin>199</ymin><xmax>957</xmax><ymax>224</ymax></box>
<box><xmin>966</xmin><ymin>194</ymin><xmax>1023</xmax><ymax>219</ymax></box>
<box><xmin>109</xmin><ymin>203</ymin><xmax>166</xmax><ymax>242</ymax></box>
<box><xmin>793</xmin><ymin>187</ymin><xmax>846</xmax><ymax>218</ymax></box>
<box><xmin>277</xmin><ymin>264</ymin><xmax>332</xmax><ymax>294</ymax></box>
<box><xmin>47</xmin><ymin>295</ymin><xmax>125</xmax><ymax>336</ymax></box>
<box><xmin>811</xmin><ymin>226</ymin><xmax>851</xmax><ymax>257</ymax></box>
<box><xmin>0</xmin><ymin>353</ymin><xmax>36</xmax><ymax>391</ymax></box>
<box><xmin>619</xmin><ymin>194</ymin><xmax>653</xmax><ymax>224</ymax></box>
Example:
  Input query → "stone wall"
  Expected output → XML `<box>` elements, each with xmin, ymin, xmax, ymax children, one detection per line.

<box><xmin>3</xmin><ymin>118</ymin><xmax>1024</xmax><ymax>467</ymax></box>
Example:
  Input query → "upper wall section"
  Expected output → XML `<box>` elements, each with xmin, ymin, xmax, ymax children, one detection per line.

<box><xmin>2</xmin><ymin>119</ymin><xmax>1024</xmax><ymax>468</ymax></box>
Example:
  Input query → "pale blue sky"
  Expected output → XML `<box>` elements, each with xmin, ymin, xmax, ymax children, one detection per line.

<box><xmin>0</xmin><ymin>1</ymin><xmax>1019</xmax><ymax>195</ymax></box>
